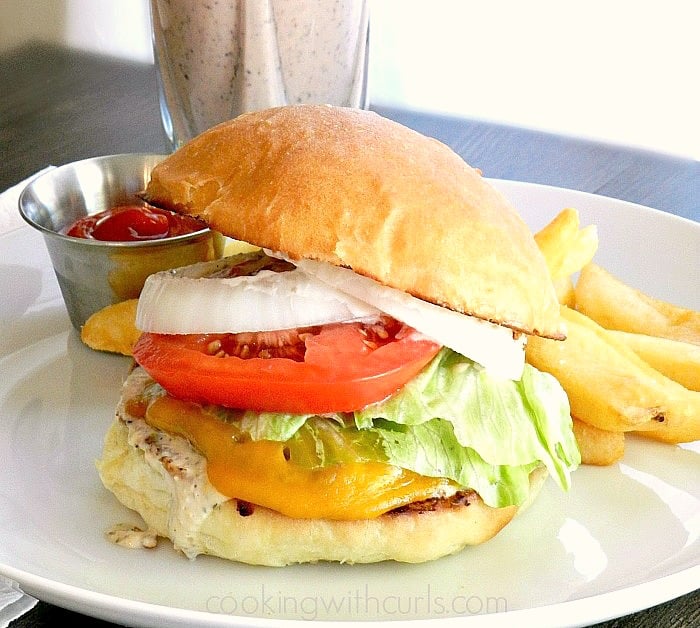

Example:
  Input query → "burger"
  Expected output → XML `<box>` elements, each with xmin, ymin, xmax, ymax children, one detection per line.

<box><xmin>96</xmin><ymin>104</ymin><xmax>579</xmax><ymax>566</ymax></box>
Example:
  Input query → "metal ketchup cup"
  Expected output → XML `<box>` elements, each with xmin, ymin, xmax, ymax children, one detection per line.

<box><xmin>18</xmin><ymin>153</ymin><xmax>224</xmax><ymax>330</ymax></box>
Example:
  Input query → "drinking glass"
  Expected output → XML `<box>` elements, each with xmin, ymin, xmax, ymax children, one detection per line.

<box><xmin>150</xmin><ymin>0</ymin><xmax>370</xmax><ymax>149</ymax></box>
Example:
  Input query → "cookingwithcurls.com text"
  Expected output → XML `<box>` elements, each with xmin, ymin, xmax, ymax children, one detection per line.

<box><xmin>205</xmin><ymin>584</ymin><xmax>508</xmax><ymax>620</ymax></box>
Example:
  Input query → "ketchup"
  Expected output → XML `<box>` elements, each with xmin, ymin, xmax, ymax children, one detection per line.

<box><xmin>64</xmin><ymin>204</ymin><xmax>204</xmax><ymax>242</ymax></box>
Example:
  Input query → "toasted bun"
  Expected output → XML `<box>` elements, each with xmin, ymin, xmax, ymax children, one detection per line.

<box><xmin>97</xmin><ymin>370</ymin><xmax>547</xmax><ymax>566</ymax></box>
<box><xmin>144</xmin><ymin>105</ymin><xmax>563</xmax><ymax>339</ymax></box>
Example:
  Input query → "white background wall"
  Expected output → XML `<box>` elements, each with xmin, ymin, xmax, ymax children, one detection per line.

<box><xmin>1</xmin><ymin>0</ymin><xmax>698</xmax><ymax>159</ymax></box>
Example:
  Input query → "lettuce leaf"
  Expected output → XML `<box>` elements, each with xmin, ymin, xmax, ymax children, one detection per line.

<box><xmin>355</xmin><ymin>349</ymin><xmax>580</xmax><ymax>493</ymax></box>
<box><xmin>371</xmin><ymin>418</ymin><xmax>541</xmax><ymax>507</ymax></box>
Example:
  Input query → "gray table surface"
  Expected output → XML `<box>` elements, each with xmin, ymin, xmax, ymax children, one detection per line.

<box><xmin>1</xmin><ymin>42</ymin><xmax>698</xmax><ymax>628</ymax></box>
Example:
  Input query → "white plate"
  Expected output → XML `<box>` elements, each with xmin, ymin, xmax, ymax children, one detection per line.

<box><xmin>0</xmin><ymin>180</ymin><xmax>698</xmax><ymax>628</ymax></box>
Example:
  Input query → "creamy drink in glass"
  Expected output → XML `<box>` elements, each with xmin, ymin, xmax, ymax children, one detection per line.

<box><xmin>150</xmin><ymin>0</ymin><xmax>370</xmax><ymax>149</ymax></box>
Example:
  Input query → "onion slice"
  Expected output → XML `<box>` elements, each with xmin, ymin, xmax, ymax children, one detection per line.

<box><xmin>137</xmin><ymin>252</ymin><xmax>526</xmax><ymax>380</ymax></box>
<box><xmin>136</xmin><ymin>256</ymin><xmax>381</xmax><ymax>334</ymax></box>
<box><xmin>292</xmin><ymin>258</ymin><xmax>526</xmax><ymax>380</ymax></box>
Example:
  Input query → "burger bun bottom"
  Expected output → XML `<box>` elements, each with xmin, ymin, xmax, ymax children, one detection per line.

<box><xmin>98</xmin><ymin>417</ymin><xmax>547</xmax><ymax>566</ymax></box>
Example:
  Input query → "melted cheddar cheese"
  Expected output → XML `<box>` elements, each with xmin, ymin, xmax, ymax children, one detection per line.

<box><xmin>144</xmin><ymin>395</ymin><xmax>451</xmax><ymax>520</ymax></box>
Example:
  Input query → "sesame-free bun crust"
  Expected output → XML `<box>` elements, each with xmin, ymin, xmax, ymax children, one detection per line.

<box><xmin>144</xmin><ymin>105</ymin><xmax>563</xmax><ymax>339</ymax></box>
<box><xmin>96</xmin><ymin>370</ymin><xmax>547</xmax><ymax>566</ymax></box>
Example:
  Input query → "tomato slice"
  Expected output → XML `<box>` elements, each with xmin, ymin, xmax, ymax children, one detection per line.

<box><xmin>132</xmin><ymin>318</ymin><xmax>441</xmax><ymax>413</ymax></box>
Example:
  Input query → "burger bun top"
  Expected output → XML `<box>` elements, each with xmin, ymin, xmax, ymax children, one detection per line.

<box><xmin>144</xmin><ymin>105</ymin><xmax>563</xmax><ymax>339</ymax></box>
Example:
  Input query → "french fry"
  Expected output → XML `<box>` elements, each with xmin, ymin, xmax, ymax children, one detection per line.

<box><xmin>534</xmin><ymin>208</ymin><xmax>598</xmax><ymax>281</ymax></box>
<box><xmin>553</xmin><ymin>276</ymin><xmax>575</xmax><ymax>308</ymax></box>
<box><xmin>607</xmin><ymin>330</ymin><xmax>700</xmax><ymax>391</ymax></box>
<box><xmin>572</xmin><ymin>418</ymin><xmax>625</xmax><ymax>466</ymax></box>
<box><xmin>525</xmin><ymin>305</ymin><xmax>700</xmax><ymax>443</ymax></box>
<box><xmin>80</xmin><ymin>299</ymin><xmax>140</xmax><ymax>356</ymax></box>
<box><xmin>575</xmin><ymin>263</ymin><xmax>700</xmax><ymax>345</ymax></box>
<box><xmin>223</xmin><ymin>238</ymin><xmax>260</xmax><ymax>256</ymax></box>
